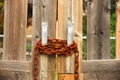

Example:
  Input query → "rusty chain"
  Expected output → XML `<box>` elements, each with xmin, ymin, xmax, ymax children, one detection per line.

<box><xmin>33</xmin><ymin>38</ymin><xmax>79</xmax><ymax>80</ymax></box>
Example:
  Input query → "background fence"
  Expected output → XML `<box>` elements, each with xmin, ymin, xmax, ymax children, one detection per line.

<box><xmin>0</xmin><ymin>0</ymin><xmax>120</xmax><ymax>80</ymax></box>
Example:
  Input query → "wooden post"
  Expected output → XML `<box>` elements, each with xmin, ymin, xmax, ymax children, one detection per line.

<box><xmin>58</xmin><ymin>0</ymin><xmax>83</xmax><ymax>79</ymax></box>
<box><xmin>116</xmin><ymin>0</ymin><xmax>120</xmax><ymax>59</ymax></box>
<box><xmin>3</xmin><ymin>0</ymin><xmax>28</xmax><ymax>60</ymax></box>
<box><xmin>2</xmin><ymin>1</ymin><xmax>30</xmax><ymax>80</ymax></box>
<box><xmin>87</xmin><ymin>0</ymin><xmax>110</xmax><ymax>59</ymax></box>
<box><xmin>32</xmin><ymin>0</ymin><xmax>56</xmax><ymax>80</ymax></box>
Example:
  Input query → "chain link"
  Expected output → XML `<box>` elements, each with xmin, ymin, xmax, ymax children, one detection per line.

<box><xmin>33</xmin><ymin>38</ymin><xmax>79</xmax><ymax>80</ymax></box>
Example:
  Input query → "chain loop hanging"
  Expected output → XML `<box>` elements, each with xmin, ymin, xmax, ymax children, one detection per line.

<box><xmin>33</xmin><ymin>38</ymin><xmax>79</xmax><ymax>80</ymax></box>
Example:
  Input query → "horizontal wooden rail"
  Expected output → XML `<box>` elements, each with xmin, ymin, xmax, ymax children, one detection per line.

<box><xmin>83</xmin><ymin>59</ymin><xmax>120</xmax><ymax>73</ymax></box>
<box><xmin>0</xmin><ymin>59</ymin><xmax>120</xmax><ymax>80</ymax></box>
<box><xmin>83</xmin><ymin>59</ymin><xmax>120</xmax><ymax>80</ymax></box>
<box><xmin>1</xmin><ymin>59</ymin><xmax>120</xmax><ymax>75</ymax></box>
<box><xmin>0</xmin><ymin>60</ymin><xmax>31</xmax><ymax>73</ymax></box>
<box><xmin>1</xmin><ymin>59</ymin><xmax>120</xmax><ymax>74</ymax></box>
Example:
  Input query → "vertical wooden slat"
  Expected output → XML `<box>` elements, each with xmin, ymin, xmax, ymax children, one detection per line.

<box><xmin>73</xmin><ymin>0</ymin><xmax>83</xmax><ymax>79</ymax></box>
<box><xmin>3</xmin><ymin>0</ymin><xmax>28</xmax><ymax>60</ymax></box>
<box><xmin>58</xmin><ymin>0</ymin><xmax>73</xmax><ymax>74</ymax></box>
<box><xmin>32</xmin><ymin>0</ymin><xmax>56</xmax><ymax>80</ymax></box>
<box><xmin>58</xmin><ymin>0</ymin><xmax>83</xmax><ymax>79</ymax></box>
<box><xmin>87</xmin><ymin>0</ymin><xmax>110</xmax><ymax>60</ymax></box>
<box><xmin>3</xmin><ymin>1</ymin><xmax>30</xmax><ymax>80</ymax></box>
<box><xmin>116</xmin><ymin>0</ymin><xmax>120</xmax><ymax>59</ymax></box>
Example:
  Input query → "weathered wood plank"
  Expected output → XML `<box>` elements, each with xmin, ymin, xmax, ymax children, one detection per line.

<box><xmin>87</xmin><ymin>0</ymin><xmax>110</xmax><ymax>59</ymax></box>
<box><xmin>59</xmin><ymin>59</ymin><xmax>120</xmax><ymax>80</ymax></box>
<box><xmin>83</xmin><ymin>72</ymin><xmax>120</xmax><ymax>80</ymax></box>
<box><xmin>59</xmin><ymin>74</ymin><xmax>74</xmax><ymax>80</ymax></box>
<box><xmin>58</xmin><ymin>0</ymin><xmax>70</xmax><ymax>40</ymax></box>
<box><xmin>0</xmin><ymin>61</ymin><xmax>31</xmax><ymax>72</ymax></box>
<box><xmin>73</xmin><ymin>0</ymin><xmax>83</xmax><ymax>79</ymax></box>
<box><xmin>3</xmin><ymin>1</ymin><xmax>30</xmax><ymax>80</ymax></box>
<box><xmin>32</xmin><ymin>0</ymin><xmax>57</xmax><ymax>80</ymax></box>
<box><xmin>3</xmin><ymin>0</ymin><xmax>28</xmax><ymax>60</ymax></box>
<box><xmin>74</xmin><ymin>39</ymin><xmax>83</xmax><ymax>80</ymax></box>
<box><xmin>58</xmin><ymin>0</ymin><xmax>74</xmax><ymax>74</ymax></box>
<box><xmin>116</xmin><ymin>0</ymin><xmax>120</xmax><ymax>59</ymax></box>
<box><xmin>0</xmin><ymin>71</ymin><xmax>31</xmax><ymax>80</ymax></box>
<box><xmin>58</xmin><ymin>1</ymin><xmax>83</xmax><ymax>78</ymax></box>
<box><xmin>1</xmin><ymin>59</ymin><xmax>120</xmax><ymax>80</ymax></box>
<box><xmin>0</xmin><ymin>61</ymin><xmax>31</xmax><ymax>80</ymax></box>
<box><xmin>83</xmin><ymin>59</ymin><xmax>120</xmax><ymax>73</ymax></box>
<box><xmin>83</xmin><ymin>59</ymin><xmax>120</xmax><ymax>80</ymax></box>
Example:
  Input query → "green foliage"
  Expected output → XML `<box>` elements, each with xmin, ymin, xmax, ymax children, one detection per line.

<box><xmin>111</xmin><ymin>0</ymin><xmax>116</xmax><ymax>13</ymax></box>
<box><xmin>83</xmin><ymin>16</ymin><xmax>87</xmax><ymax>36</ymax></box>
<box><xmin>26</xmin><ymin>44</ymin><xmax>32</xmax><ymax>52</ymax></box>
<box><xmin>0</xmin><ymin>2</ymin><xmax>3</xmax><ymax>11</ymax></box>
<box><xmin>82</xmin><ymin>14</ymin><xmax>87</xmax><ymax>59</ymax></box>
<box><xmin>110</xmin><ymin>13</ymin><xmax>116</xmax><ymax>36</ymax></box>
<box><xmin>0</xmin><ymin>2</ymin><xmax>4</xmax><ymax>48</ymax></box>
<box><xmin>109</xmin><ymin>0</ymin><xmax>116</xmax><ymax>59</ymax></box>
<box><xmin>110</xmin><ymin>40</ymin><xmax>116</xmax><ymax>59</ymax></box>
<box><xmin>82</xmin><ymin>40</ymin><xmax>87</xmax><ymax>60</ymax></box>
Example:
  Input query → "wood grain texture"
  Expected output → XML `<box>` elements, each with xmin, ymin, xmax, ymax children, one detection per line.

<box><xmin>73</xmin><ymin>0</ymin><xmax>83</xmax><ymax>79</ymax></box>
<box><xmin>83</xmin><ymin>59</ymin><xmax>120</xmax><ymax>80</ymax></box>
<box><xmin>58</xmin><ymin>1</ymin><xmax>83</xmax><ymax>80</ymax></box>
<box><xmin>74</xmin><ymin>38</ymin><xmax>83</xmax><ymax>80</ymax></box>
<box><xmin>59</xmin><ymin>74</ymin><xmax>74</xmax><ymax>80</ymax></box>
<box><xmin>3</xmin><ymin>0</ymin><xmax>28</xmax><ymax>60</ymax></box>
<box><xmin>87</xmin><ymin>0</ymin><xmax>110</xmax><ymax>59</ymax></box>
<box><xmin>0</xmin><ymin>71</ymin><xmax>31</xmax><ymax>80</ymax></box>
<box><xmin>2</xmin><ymin>1</ymin><xmax>30</xmax><ymax>80</ymax></box>
<box><xmin>116</xmin><ymin>0</ymin><xmax>120</xmax><ymax>59</ymax></box>
<box><xmin>83</xmin><ymin>72</ymin><xmax>120</xmax><ymax>80</ymax></box>
<box><xmin>83</xmin><ymin>59</ymin><xmax>120</xmax><ymax>73</ymax></box>
<box><xmin>32</xmin><ymin>0</ymin><xmax>57</xmax><ymax>80</ymax></box>
<box><xmin>58</xmin><ymin>0</ymin><xmax>74</xmax><ymax>74</ymax></box>
<box><xmin>0</xmin><ymin>61</ymin><xmax>31</xmax><ymax>80</ymax></box>
<box><xmin>0</xmin><ymin>61</ymin><xmax>31</xmax><ymax>72</ymax></box>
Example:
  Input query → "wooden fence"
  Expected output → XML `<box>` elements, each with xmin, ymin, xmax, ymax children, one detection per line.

<box><xmin>0</xmin><ymin>0</ymin><xmax>120</xmax><ymax>80</ymax></box>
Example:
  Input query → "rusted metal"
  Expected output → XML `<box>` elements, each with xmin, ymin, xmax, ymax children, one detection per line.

<box><xmin>33</xmin><ymin>38</ymin><xmax>79</xmax><ymax>80</ymax></box>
